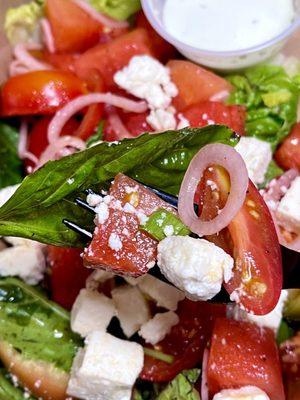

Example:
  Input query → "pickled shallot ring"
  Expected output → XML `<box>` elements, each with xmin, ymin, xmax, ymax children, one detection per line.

<box><xmin>47</xmin><ymin>93</ymin><xmax>148</xmax><ymax>143</ymax></box>
<box><xmin>201</xmin><ymin>348</ymin><xmax>209</xmax><ymax>400</ymax></box>
<box><xmin>178</xmin><ymin>143</ymin><xmax>248</xmax><ymax>236</ymax></box>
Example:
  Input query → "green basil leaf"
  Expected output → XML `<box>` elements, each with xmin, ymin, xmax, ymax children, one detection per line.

<box><xmin>0</xmin><ymin>278</ymin><xmax>82</xmax><ymax>372</ymax></box>
<box><xmin>0</xmin><ymin>123</ymin><xmax>23</xmax><ymax>189</ymax></box>
<box><xmin>156</xmin><ymin>369</ymin><xmax>201</xmax><ymax>400</ymax></box>
<box><xmin>0</xmin><ymin>369</ymin><xmax>36</xmax><ymax>400</ymax></box>
<box><xmin>0</xmin><ymin>126</ymin><xmax>237</xmax><ymax>247</ymax></box>
<box><xmin>86</xmin><ymin>121</ymin><xmax>105</xmax><ymax>147</ymax></box>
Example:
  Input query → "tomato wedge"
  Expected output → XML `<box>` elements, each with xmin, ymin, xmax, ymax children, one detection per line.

<box><xmin>275</xmin><ymin>123</ymin><xmax>300</xmax><ymax>171</ymax></box>
<box><xmin>74</xmin><ymin>28</ymin><xmax>154</xmax><ymax>87</ymax></box>
<box><xmin>207</xmin><ymin>318</ymin><xmax>285</xmax><ymax>400</ymax></box>
<box><xmin>182</xmin><ymin>101</ymin><xmax>246</xmax><ymax>135</ymax></box>
<box><xmin>141</xmin><ymin>300</ymin><xmax>226</xmax><ymax>382</ymax></box>
<box><xmin>167</xmin><ymin>60</ymin><xmax>232</xmax><ymax>111</ymax></box>
<box><xmin>43</xmin><ymin>51</ymin><xmax>77</xmax><ymax>73</ymax></box>
<box><xmin>0</xmin><ymin>71</ymin><xmax>86</xmax><ymax>116</ymax></box>
<box><xmin>46</xmin><ymin>0</ymin><xmax>103</xmax><ymax>53</ymax></box>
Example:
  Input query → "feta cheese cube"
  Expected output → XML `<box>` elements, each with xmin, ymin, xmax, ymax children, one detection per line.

<box><xmin>235</xmin><ymin>137</ymin><xmax>272</xmax><ymax>185</ymax></box>
<box><xmin>0</xmin><ymin>245</ymin><xmax>45</xmax><ymax>285</ymax></box>
<box><xmin>276</xmin><ymin>176</ymin><xmax>300</xmax><ymax>234</ymax></box>
<box><xmin>212</xmin><ymin>386</ymin><xmax>270</xmax><ymax>400</ymax></box>
<box><xmin>71</xmin><ymin>289</ymin><xmax>116</xmax><ymax>337</ymax></box>
<box><xmin>67</xmin><ymin>331</ymin><xmax>144</xmax><ymax>400</ymax></box>
<box><xmin>111</xmin><ymin>285</ymin><xmax>150</xmax><ymax>337</ymax></box>
<box><xmin>139</xmin><ymin>311</ymin><xmax>179</xmax><ymax>345</ymax></box>
<box><xmin>138</xmin><ymin>274</ymin><xmax>185</xmax><ymax>311</ymax></box>
<box><xmin>157</xmin><ymin>236</ymin><xmax>234</xmax><ymax>301</ymax></box>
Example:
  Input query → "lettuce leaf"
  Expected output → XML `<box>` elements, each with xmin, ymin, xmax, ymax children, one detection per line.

<box><xmin>227</xmin><ymin>65</ymin><xmax>300</xmax><ymax>149</ymax></box>
<box><xmin>0</xmin><ymin>278</ymin><xmax>82</xmax><ymax>372</ymax></box>
<box><xmin>156</xmin><ymin>369</ymin><xmax>201</xmax><ymax>400</ymax></box>
<box><xmin>0</xmin><ymin>126</ymin><xmax>238</xmax><ymax>247</ymax></box>
<box><xmin>0</xmin><ymin>369</ymin><xmax>35</xmax><ymax>400</ymax></box>
<box><xmin>88</xmin><ymin>0</ymin><xmax>141</xmax><ymax>20</ymax></box>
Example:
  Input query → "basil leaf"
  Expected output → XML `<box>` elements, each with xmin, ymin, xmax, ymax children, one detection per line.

<box><xmin>276</xmin><ymin>320</ymin><xmax>293</xmax><ymax>345</ymax></box>
<box><xmin>86</xmin><ymin>121</ymin><xmax>105</xmax><ymax>147</ymax></box>
<box><xmin>0</xmin><ymin>123</ymin><xmax>23</xmax><ymax>189</ymax></box>
<box><xmin>0</xmin><ymin>278</ymin><xmax>82</xmax><ymax>372</ymax></box>
<box><xmin>0</xmin><ymin>369</ymin><xmax>36</xmax><ymax>400</ymax></box>
<box><xmin>0</xmin><ymin>126</ymin><xmax>237</xmax><ymax>247</ymax></box>
<box><xmin>156</xmin><ymin>369</ymin><xmax>201</xmax><ymax>400</ymax></box>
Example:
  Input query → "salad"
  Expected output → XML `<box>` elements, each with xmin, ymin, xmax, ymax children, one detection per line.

<box><xmin>0</xmin><ymin>0</ymin><xmax>299</xmax><ymax>399</ymax></box>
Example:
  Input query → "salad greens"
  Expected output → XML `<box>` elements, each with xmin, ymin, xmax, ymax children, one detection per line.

<box><xmin>0</xmin><ymin>369</ymin><xmax>35</xmax><ymax>400</ymax></box>
<box><xmin>88</xmin><ymin>0</ymin><xmax>141</xmax><ymax>20</ymax></box>
<box><xmin>0</xmin><ymin>126</ymin><xmax>238</xmax><ymax>247</ymax></box>
<box><xmin>156</xmin><ymin>369</ymin><xmax>201</xmax><ymax>400</ymax></box>
<box><xmin>276</xmin><ymin>320</ymin><xmax>293</xmax><ymax>345</ymax></box>
<box><xmin>227</xmin><ymin>64</ymin><xmax>300</xmax><ymax>149</ymax></box>
<box><xmin>284</xmin><ymin>289</ymin><xmax>300</xmax><ymax>321</ymax></box>
<box><xmin>259</xmin><ymin>160</ymin><xmax>283</xmax><ymax>189</ymax></box>
<box><xmin>0</xmin><ymin>278</ymin><xmax>82</xmax><ymax>372</ymax></box>
<box><xmin>0</xmin><ymin>123</ymin><xmax>22</xmax><ymax>190</ymax></box>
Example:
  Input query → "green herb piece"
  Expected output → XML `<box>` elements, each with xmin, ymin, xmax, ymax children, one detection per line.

<box><xmin>276</xmin><ymin>320</ymin><xmax>294</xmax><ymax>345</ymax></box>
<box><xmin>284</xmin><ymin>289</ymin><xmax>300</xmax><ymax>321</ymax></box>
<box><xmin>156</xmin><ymin>369</ymin><xmax>201</xmax><ymax>400</ymax></box>
<box><xmin>89</xmin><ymin>0</ymin><xmax>141</xmax><ymax>20</ymax></box>
<box><xmin>86</xmin><ymin>121</ymin><xmax>105</xmax><ymax>148</ymax></box>
<box><xmin>0</xmin><ymin>278</ymin><xmax>82</xmax><ymax>372</ymax></box>
<box><xmin>0</xmin><ymin>369</ymin><xmax>36</xmax><ymax>400</ymax></box>
<box><xmin>144</xmin><ymin>348</ymin><xmax>174</xmax><ymax>364</ymax></box>
<box><xmin>0</xmin><ymin>126</ymin><xmax>237</xmax><ymax>247</ymax></box>
<box><xmin>258</xmin><ymin>160</ymin><xmax>283</xmax><ymax>189</ymax></box>
<box><xmin>227</xmin><ymin>64</ymin><xmax>299</xmax><ymax>148</ymax></box>
<box><xmin>141</xmin><ymin>209</ymin><xmax>190</xmax><ymax>241</ymax></box>
<box><xmin>0</xmin><ymin>123</ymin><xmax>23</xmax><ymax>189</ymax></box>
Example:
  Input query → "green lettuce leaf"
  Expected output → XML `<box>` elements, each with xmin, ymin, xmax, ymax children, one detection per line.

<box><xmin>227</xmin><ymin>64</ymin><xmax>299</xmax><ymax>149</ymax></box>
<box><xmin>276</xmin><ymin>320</ymin><xmax>293</xmax><ymax>345</ymax></box>
<box><xmin>156</xmin><ymin>369</ymin><xmax>201</xmax><ymax>400</ymax></box>
<box><xmin>0</xmin><ymin>126</ymin><xmax>238</xmax><ymax>247</ymax></box>
<box><xmin>0</xmin><ymin>369</ymin><xmax>36</xmax><ymax>400</ymax></box>
<box><xmin>0</xmin><ymin>123</ymin><xmax>23</xmax><ymax>189</ymax></box>
<box><xmin>284</xmin><ymin>289</ymin><xmax>300</xmax><ymax>321</ymax></box>
<box><xmin>0</xmin><ymin>278</ymin><xmax>82</xmax><ymax>372</ymax></box>
<box><xmin>88</xmin><ymin>0</ymin><xmax>141</xmax><ymax>20</ymax></box>
<box><xmin>258</xmin><ymin>160</ymin><xmax>283</xmax><ymax>189</ymax></box>
<box><xmin>4</xmin><ymin>1</ymin><xmax>44</xmax><ymax>45</ymax></box>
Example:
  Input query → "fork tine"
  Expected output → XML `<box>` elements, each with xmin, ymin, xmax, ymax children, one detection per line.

<box><xmin>63</xmin><ymin>219</ymin><xmax>93</xmax><ymax>239</ymax></box>
<box><xmin>75</xmin><ymin>198</ymin><xmax>95</xmax><ymax>214</ymax></box>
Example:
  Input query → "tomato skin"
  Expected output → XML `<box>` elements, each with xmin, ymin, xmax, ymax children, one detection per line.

<box><xmin>167</xmin><ymin>60</ymin><xmax>232</xmax><ymax>111</ymax></box>
<box><xmin>43</xmin><ymin>51</ymin><xmax>77</xmax><ymax>73</ymax></box>
<box><xmin>207</xmin><ymin>318</ymin><xmax>285</xmax><ymax>400</ymax></box>
<box><xmin>122</xmin><ymin>111</ymin><xmax>153</xmax><ymax>137</ymax></box>
<box><xmin>74</xmin><ymin>28</ymin><xmax>154</xmax><ymax>87</ymax></box>
<box><xmin>141</xmin><ymin>300</ymin><xmax>226</xmax><ymax>382</ymax></box>
<box><xmin>46</xmin><ymin>0</ymin><xmax>103</xmax><ymax>53</ymax></box>
<box><xmin>183</xmin><ymin>101</ymin><xmax>246</xmax><ymax>135</ymax></box>
<box><xmin>47</xmin><ymin>246</ymin><xmax>90</xmax><ymax>310</ymax></box>
<box><xmin>275</xmin><ymin>123</ymin><xmax>300</xmax><ymax>171</ymax></box>
<box><xmin>0</xmin><ymin>71</ymin><xmax>86</xmax><ymax>116</ymax></box>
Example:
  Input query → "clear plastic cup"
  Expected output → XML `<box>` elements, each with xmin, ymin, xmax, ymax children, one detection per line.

<box><xmin>141</xmin><ymin>0</ymin><xmax>300</xmax><ymax>70</ymax></box>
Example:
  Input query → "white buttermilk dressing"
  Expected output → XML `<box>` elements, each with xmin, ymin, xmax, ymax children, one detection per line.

<box><xmin>163</xmin><ymin>0</ymin><xmax>295</xmax><ymax>52</ymax></box>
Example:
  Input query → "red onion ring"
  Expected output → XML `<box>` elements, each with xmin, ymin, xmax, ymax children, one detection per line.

<box><xmin>209</xmin><ymin>90</ymin><xmax>230</xmax><ymax>102</ymax></box>
<box><xmin>201</xmin><ymin>348</ymin><xmax>209</xmax><ymax>400</ymax></box>
<box><xmin>13</xmin><ymin>43</ymin><xmax>51</xmax><ymax>71</ymax></box>
<box><xmin>47</xmin><ymin>93</ymin><xmax>147</xmax><ymax>143</ymax></box>
<box><xmin>40</xmin><ymin>18</ymin><xmax>56</xmax><ymax>54</ymax></box>
<box><xmin>18</xmin><ymin>121</ymin><xmax>39</xmax><ymax>166</ymax></box>
<box><xmin>9</xmin><ymin>61</ymin><xmax>30</xmax><ymax>77</ymax></box>
<box><xmin>73</xmin><ymin>0</ymin><xmax>129</xmax><ymax>29</ymax></box>
<box><xmin>178</xmin><ymin>144</ymin><xmax>248</xmax><ymax>236</ymax></box>
<box><xmin>108</xmin><ymin>111</ymin><xmax>133</xmax><ymax>139</ymax></box>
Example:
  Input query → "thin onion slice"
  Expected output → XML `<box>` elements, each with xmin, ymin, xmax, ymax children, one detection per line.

<box><xmin>13</xmin><ymin>43</ymin><xmax>51</xmax><ymax>71</ymax></box>
<box><xmin>209</xmin><ymin>90</ymin><xmax>230</xmax><ymax>102</ymax></box>
<box><xmin>201</xmin><ymin>348</ymin><xmax>209</xmax><ymax>400</ymax></box>
<box><xmin>47</xmin><ymin>93</ymin><xmax>147</xmax><ymax>143</ymax></box>
<box><xmin>108</xmin><ymin>111</ymin><xmax>133</xmax><ymax>139</ymax></box>
<box><xmin>178</xmin><ymin>143</ymin><xmax>248</xmax><ymax>236</ymax></box>
<box><xmin>18</xmin><ymin>121</ymin><xmax>39</xmax><ymax>166</ymax></box>
<box><xmin>40</xmin><ymin>18</ymin><xmax>56</xmax><ymax>54</ymax></box>
<box><xmin>73</xmin><ymin>0</ymin><xmax>129</xmax><ymax>29</ymax></box>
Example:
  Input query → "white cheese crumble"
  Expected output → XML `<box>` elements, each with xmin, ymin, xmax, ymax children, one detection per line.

<box><xmin>95</xmin><ymin>202</ymin><xmax>109</xmax><ymax>225</ymax></box>
<box><xmin>163</xmin><ymin>225</ymin><xmax>174</xmax><ymax>237</ymax></box>
<box><xmin>86</xmin><ymin>193</ymin><xmax>103</xmax><ymax>207</ymax></box>
<box><xmin>108</xmin><ymin>233</ymin><xmax>123</xmax><ymax>251</ymax></box>
<box><xmin>177</xmin><ymin>113</ymin><xmax>190</xmax><ymax>129</ymax></box>
<box><xmin>112</xmin><ymin>285</ymin><xmax>150</xmax><ymax>337</ymax></box>
<box><xmin>212</xmin><ymin>386</ymin><xmax>270</xmax><ymax>400</ymax></box>
<box><xmin>71</xmin><ymin>289</ymin><xmax>116</xmax><ymax>337</ymax></box>
<box><xmin>146</xmin><ymin>107</ymin><xmax>177</xmax><ymax>131</ymax></box>
<box><xmin>67</xmin><ymin>331</ymin><xmax>144</xmax><ymax>400</ymax></box>
<box><xmin>139</xmin><ymin>311</ymin><xmax>179</xmax><ymax>345</ymax></box>
<box><xmin>276</xmin><ymin>176</ymin><xmax>300</xmax><ymax>234</ymax></box>
<box><xmin>235</xmin><ymin>137</ymin><xmax>272</xmax><ymax>185</ymax></box>
<box><xmin>157</xmin><ymin>236</ymin><xmax>234</xmax><ymax>301</ymax></box>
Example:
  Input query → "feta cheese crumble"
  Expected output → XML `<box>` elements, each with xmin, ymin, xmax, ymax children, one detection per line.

<box><xmin>276</xmin><ymin>176</ymin><xmax>300</xmax><ymax>234</ymax></box>
<box><xmin>146</xmin><ymin>107</ymin><xmax>177</xmax><ymax>131</ymax></box>
<box><xmin>235</xmin><ymin>137</ymin><xmax>272</xmax><ymax>185</ymax></box>
<box><xmin>157</xmin><ymin>236</ymin><xmax>234</xmax><ymax>301</ymax></box>
<box><xmin>108</xmin><ymin>233</ymin><xmax>123</xmax><ymax>251</ymax></box>
<box><xmin>112</xmin><ymin>285</ymin><xmax>150</xmax><ymax>337</ymax></box>
<box><xmin>95</xmin><ymin>202</ymin><xmax>109</xmax><ymax>225</ymax></box>
<box><xmin>67</xmin><ymin>331</ymin><xmax>144</xmax><ymax>400</ymax></box>
<box><xmin>212</xmin><ymin>386</ymin><xmax>270</xmax><ymax>400</ymax></box>
<box><xmin>71</xmin><ymin>289</ymin><xmax>116</xmax><ymax>337</ymax></box>
<box><xmin>139</xmin><ymin>311</ymin><xmax>179</xmax><ymax>345</ymax></box>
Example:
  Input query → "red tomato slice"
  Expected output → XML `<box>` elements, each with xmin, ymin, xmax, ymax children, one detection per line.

<box><xmin>74</xmin><ymin>28</ymin><xmax>154</xmax><ymax>87</ymax></box>
<box><xmin>43</xmin><ymin>51</ymin><xmax>77</xmax><ymax>73</ymax></box>
<box><xmin>141</xmin><ymin>300</ymin><xmax>226</xmax><ymax>382</ymax></box>
<box><xmin>0</xmin><ymin>70</ymin><xmax>86</xmax><ymax>116</ymax></box>
<box><xmin>182</xmin><ymin>101</ymin><xmax>246</xmax><ymax>135</ymax></box>
<box><xmin>83</xmin><ymin>174</ymin><xmax>174</xmax><ymax>276</ymax></box>
<box><xmin>275</xmin><ymin>123</ymin><xmax>300</xmax><ymax>171</ymax></box>
<box><xmin>136</xmin><ymin>11</ymin><xmax>176</xmax><ymax>62</ymax></box>
<box><xmin>207</xmin><ymin>318</ymin><xmax>285</xmax><ymax>400</ymax></box>
<box><xmin>121</xmin><ymin>111</ymin><xmax>153</xmax><ymax>137</ymax></box>
<box><xmin>46</xmin><ymin>0</ymin><xmax>103</xmax><ymax>53</ymax></box>
<box><xmin>167</xmin><ymin>60</ymin><xmax>232</xmax><ymax>111</ymax></box>
<box><xmin>47</xmin><ymin>246</ymin><xmax>91</xmax><ymax>310</ymax></box>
